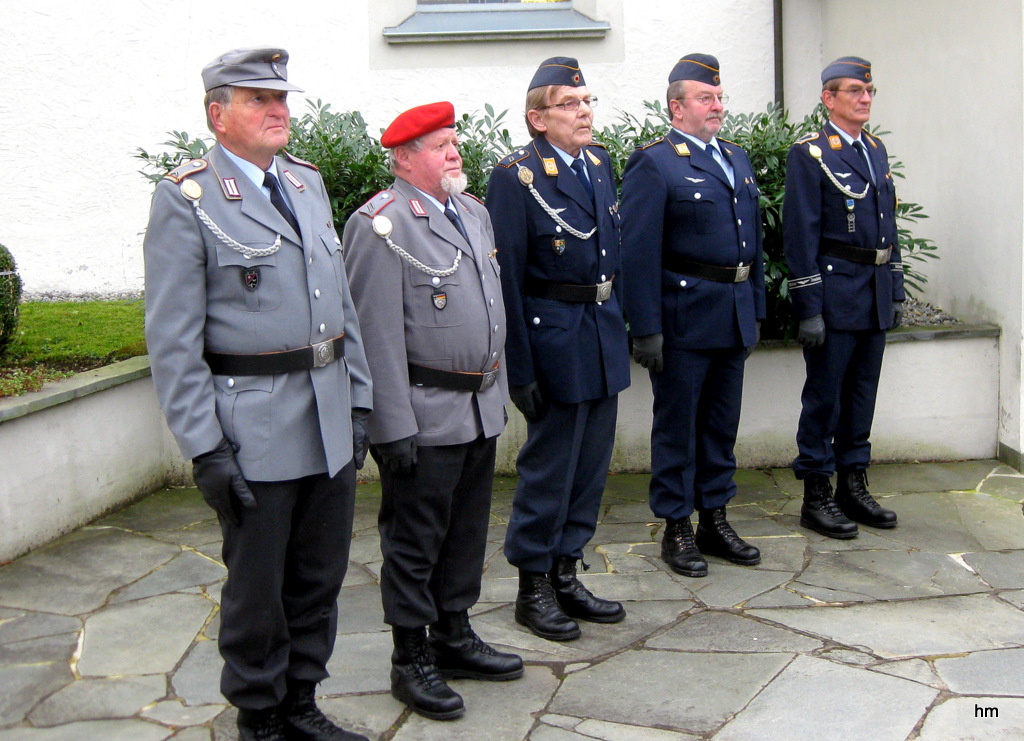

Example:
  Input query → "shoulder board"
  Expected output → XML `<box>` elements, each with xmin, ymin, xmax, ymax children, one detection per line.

<box><xmin>163</xmin><ymin>159</ymin><xmax>208</xmax><ymax>184</ymax></box>
<box><xmin>863</xmin><ymin>131</ymin><xmax>881</xmax><ymax>148</ymax></box>
<box><xmin>462</xmin><ymin>192</ymin><xmax>483</xmax><ymax>205</ymax></box>
<box><xmin>717</xmin><ymin>137</ymin><xmax>744</xmax><ymax>151</ymax></box>
<box><xmin>636</xmin><ymin>136</ymin><xmax>665</xmax><ymax>150</ymax></box>
<box><xmin>358</xmin><ymin>190</ymin><xmax>396</xmax><ymax>218</ymax></box>
<box><xmin>497</xmin><ymin>148</ymin><xmax>531</xmax><ymax>168</ymax></box>
<box><xmin>795</xmin><ymin>132</ymin><xmax>820</xmax><ymax>145</ymax></box>
<box><xmin>282</xmin><ymin>151</ymin><xmax>319</xmax><ymax>171</ymax></box>
<box><xmin>588</xmin><ymin>140</ymin><xmax>607</xmax><ymax>149</ymax></box>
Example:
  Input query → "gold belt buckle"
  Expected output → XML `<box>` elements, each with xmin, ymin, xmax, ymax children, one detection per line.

<box><xmin>312</xmin><ymin>340</ymin><xmax>335</xmax><ymax>368</ymax></box>
<box><xmin>875</xmin><ymin>247</ymin><xmax>891</xmax><ymax>265</ymax></box>
<box><xmin>734</xmin><ymin>264</ymin><xmax>751</xmax><ymax>283</ymax></box>
<box><xmin>479</xmin><ymin>369</ymin><xmax>498</xmax><ymax>391</ymax></box>
<box><xmin>596</xmin><ymin>280</ymin><xmax>613</xmax><ymax>301</ymax></box>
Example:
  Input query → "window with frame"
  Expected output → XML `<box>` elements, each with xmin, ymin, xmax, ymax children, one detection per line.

<box><xmin>383</xmin><ymin>1</ymin><xmax>610</xmax><ymax>44</ymax></box>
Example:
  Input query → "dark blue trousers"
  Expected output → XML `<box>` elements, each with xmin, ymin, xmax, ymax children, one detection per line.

<box><xmin>648</xmin><ymin>345</ymin><xmax>746</xmax><ymax>521</ymax></box>
<box><xmin>794</xmin><ymin>328</ymin><xmax>886</xmax><ymax>478</ymax></box>
<box><xmin>504</xmin><ymin>396</ymin><xmax>618</xmax><ymax>573</ymax></box>
<box><xmin>218</xmin><ymin>463</ymin><xmax>356</xmax><ymax>709</ymax></box>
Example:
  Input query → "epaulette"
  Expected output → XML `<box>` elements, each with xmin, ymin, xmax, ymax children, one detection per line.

<box><xmin>636</xmin><ymin>136</ymin><xmax>665</xmax><ymax>150</ymax></box>
<box><xmin>283</xmin><ymin>151</ymin><xmax>319</xmax><ymax>170</ymax></box>
<box><xmin>588</xmin><ymin>140</ymin><xmax>607</xmax><ymax>149</ymax></box>
<box><xmin>863</xmin><ymin>131</ymin><xmax>880</xmax><ymax>148</ymax></box>
<box><xmin>497</xmin><ymin>148</ymin><xmax>531</xmax><ymax>169</ymax></box>
<box><xmin>795</xmin><ymin>132</ymin><xmax>820</xmax><ymax>145</ymax></box>
<box><xmin>358</xmin><ymin>190</ymin><xmax>396</xmax><ymax>218</ymax></box>
<box><xmin>717</xmin><ymin>137</ymin><xmax>745</xmax><ymax>151</ymax></box>
<box><xmin>163</xmin><ymin>159</ymin><xmax>208</xmax><ymax>183</ymax></box>
<box><xmin>462</xmin><ymin>192</ymin><xmax>484</xmax><ymax>205</ymax></box>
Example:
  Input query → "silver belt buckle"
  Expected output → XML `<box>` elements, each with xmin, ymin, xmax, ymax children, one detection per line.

<box><xmin>595</xmin><ymin>280</ymin><xmax>613</xmax><ymax>301</ymax></box>
<box><xmin>312</xmin><ymin>340</ymin><xmax>335</xmax><ymax>368</ymax></box>
<box><xmin>875</xmin><ymin>247</ymin><xmax>891</xmax><ymax>265</ymax></box>
<box><xmin>734</xmin><ymin>264</ymin><xmax>751</xmax><ymax>283</ymax></box>
<box><xmin>479</xmin><ymin>369</ymin><xmax>498</xmax><ymax>391</ymax></box>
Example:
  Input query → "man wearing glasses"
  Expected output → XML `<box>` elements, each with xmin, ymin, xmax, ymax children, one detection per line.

<box><xmin>487</xmin><ymin>57</ymin><xmax>630</xmax><ymax>641</ymax></box>
<box><xmin>783</xmin><ymin>56</ymin><xmax>903</xmax><ymax>538</ymax></box>
<box><xmin>620</xmin><ymin>54</ymin><xmax>765</xmax><ymax>578</ymax></box>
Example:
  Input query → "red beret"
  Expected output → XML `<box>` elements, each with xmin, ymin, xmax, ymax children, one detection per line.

<box><xmin>381</xmin><ymin>101</ymin><xmax>456</xmax><ymax>149</ymax></box>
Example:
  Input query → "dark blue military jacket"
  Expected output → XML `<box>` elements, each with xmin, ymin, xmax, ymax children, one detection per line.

<box><xmin>486</xmin><ymin>136</ymin><xmax>630</xmax><ymax>404</ymax></box>
<box><xmin>619</xmin><ymin>130</ymin><xmax>765</xmax><ymax>350</ymax></box>
<box><xmin>782</xmin><ymin>123</ymin><xmax>905</xmax><ymax>331</ymax></box>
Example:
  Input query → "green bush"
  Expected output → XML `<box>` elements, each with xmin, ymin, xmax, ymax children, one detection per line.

<box><xmin>0</xmin><ymin>243</ymin><xmax>22</xmax><ymax>358</ymax></box>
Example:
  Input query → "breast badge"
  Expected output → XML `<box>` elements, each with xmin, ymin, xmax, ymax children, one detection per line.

<box><xmin>552</xmin><ymin>237</ymin><xmax>566</xmax><ymax>255</ymax></box>
<box><xmin>432</xmin><ymin>289</ymin><xmax>447</xmax><ymax>310</ymax></box>
<box><xmin>243</xmin><ymin>268</ymin><xmax>260</xmax><ymax>292</ymax></box>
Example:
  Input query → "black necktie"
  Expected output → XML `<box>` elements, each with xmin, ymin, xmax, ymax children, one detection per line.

<box><xmin>263</xmin><ymin>172</ymin><xmax>300</xmax><ymax>237</ymax></box>
<box><xmin>570</xmin><ymin>158</ymin><xmax>595</xmax><ymax>202</ymax></box>
<box><xmin>444</xmin><ymin>205</ymin><xmax>470</xmax><ymax>245</ymax></box>
<box><xmin>852</xmin><ymin>140</ymin><xmax>874</xmax><ymax>184</ymax></box>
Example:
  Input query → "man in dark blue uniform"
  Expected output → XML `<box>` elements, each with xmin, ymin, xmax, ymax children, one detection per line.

<box><xmin>619</xmin><ymin>54</ymin><xmax>765</xmax><ymax>578</ymax></box>
<box><xmin>783</xmin><ymin>56</ymin><xmax>903</xmax><ymax>538</ymax></box>
<box><xmin>487</xmin><ymin>57</ymin><xmax>630</xmax><ymax>640</ymax></box>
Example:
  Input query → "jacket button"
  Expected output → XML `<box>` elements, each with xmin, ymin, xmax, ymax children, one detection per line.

<box><xmin>532</xmin><ymin>317</ymin><xmax>540</xmax><ymax>325</ymax></box>
<box><xmin>679</xmin><ymin>280</ymin><xmax>687</xmax><ymax>287</ymax></box>
<box><xmin>826</xmin><ymin>265</ymin><xmax>833</xmax><ymax>272</ymax></box>
<box><xmin>227</xmin><ymin>378</ymin><xmax>235</xmax><ymax>388</ymax></box>
<box><xmin>319</xmin><ymin>323</ymin><xmax>326</xmax><ymax>333</ymax></box>
<box><xmin>314</xmin><ymin>289</ymin><xmax>321</xmax><ymax>299</ymax></box>
<box><xmin>694</xmin><ymin>193</ymin><xmax>702</xmax><ymax>199</ymax></box>
<box><xmin>431</xmin><ymin>276</ymin><xmax>440</xmax><ymax>286</ymax></box>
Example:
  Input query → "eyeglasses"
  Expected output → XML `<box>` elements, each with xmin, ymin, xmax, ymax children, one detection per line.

<box><xmin>540</xmin><ymin>96</ymin><xmax>598</xmax><ymax>112</ymax></box>
<box><xmin>833</xmin><ymin>86</ymin><xmax>877</xmax><ymax>98</ymax></box>
<box><xmin>679</xmin><ymin>94</ymin><xmax>730</xmax><ymax>106</ymax></box>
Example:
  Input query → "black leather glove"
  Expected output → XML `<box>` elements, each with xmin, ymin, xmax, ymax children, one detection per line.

<box><xmin>892</xmin><ymin>301</ymin><xmax>905</xmax><ymax>329</ymax></box>
<box><xmin>510</xmin><ymin>381</ymin><xmax>545</xmax><ymax>423</ymax></box>
<box><xmin>192</xmin><ymin>438</ymin><xmax>256</xmax><ymax>526</ymax></box>
<box><xmin>377</xmin><ymin>436</ymin><xmax>418</xmax><ymax>475</ymax></box>
<box><xmin>746</xmin><ymin>321</ymin><xmax>761</xmax><ymax>359</ymax></box>
<box><xmin>632</xmin><ymin>333</ymin><xmax>664</xmax><ymax>373</ymax></box>
<box><xmin>796</xmin><ymin>315</ymin><xmax>826</xmax><ymax>348</ymax></box>
<box><xmin>351</xmin><ymin>408</ymin><xmax>371</xmax><ymax>471</ymax></box>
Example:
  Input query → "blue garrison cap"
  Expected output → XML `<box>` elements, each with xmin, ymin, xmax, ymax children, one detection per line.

<box><xmin>201</xmin><ymin>47</ymin><xmax>304</xmax><ymax>93</ymax></box>
<box><xmin>529</xmin><ymin>57</ymin><xmax>586</xmax><ymax>91</ymax></box>
<box><xmin>669</xmin><ymin>54</ymin><xmax>721</xmax><ymax>85</ymax></box>
<box><xmin>821</xmin><ymin>56</ymin><xmax>872</xmax><ymax>85</ymax></box>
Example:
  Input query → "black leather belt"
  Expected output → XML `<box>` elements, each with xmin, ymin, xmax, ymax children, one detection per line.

<box><xmin>408</xmin><ymin>362</ymin><xmax>500</xmax><ymax>392</ymax></box>
<box><xmin>205</xmin><ymin>333</ymin><xmax>345</xmax><ymax>376</ymax></box>
<box><xmin>524</xmin><ymin>276</ymin><xmax>614</xmax><ymax>303</ymax></box>
<box><xmin>663</xmin><ymin>254</ymin><xmax>750</xmax><ymax>283</ymax></box>
<box><xmin>820</xmin><ymin>239</ymin><xmax>892</xmax><ymax>265</ymax></box>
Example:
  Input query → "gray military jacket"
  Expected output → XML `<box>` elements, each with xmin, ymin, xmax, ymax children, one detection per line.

<box><xmin>144</xmin><ymin>144</ymin><xmax>372</xmax><ymax>481</ymax></box>
<box><xmin>342</xmin><ymin>178</ymin><xmax>507</xmax><ymax>447</ymax></box>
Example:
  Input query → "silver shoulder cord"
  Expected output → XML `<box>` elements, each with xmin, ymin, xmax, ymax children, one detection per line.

<box><xmin>369</xmin><ymin>214</ymin><xmax>462</xmax><ymax>278</ymax></box>
<box><xmin>515</xmin><ymin>164</ymin><xmax>597</xmax><ymax>240</ymax></box>
<box><xmin>191</xmin><ymin>200</ymin><xmax>282</xmax><ymax>259</ymax></box>
<box><xmin>809</xmin><ymin>145</ymin><xmax>870</xmax><ymax>200</ymax></box>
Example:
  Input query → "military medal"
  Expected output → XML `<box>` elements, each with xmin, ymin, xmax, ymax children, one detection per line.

<box><xmin>846</xmin><ymin>198</ymin><xmax>856</xmax><ymax>232</ymax></box>
<box><xmin>552</xmin><ymin>237</ymin><xmax>566</xmax><ymax>255</ymax></box>
<box><xmin>432</xmin><ymin>289</ymin><xmax>447</xmax><ymax>310</ymax></box>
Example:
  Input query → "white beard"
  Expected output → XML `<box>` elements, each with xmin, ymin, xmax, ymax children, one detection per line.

<box><xmin>441</xmin><ymin>172</ymin><xmax>468</xmax><ymax>196</ymax></box>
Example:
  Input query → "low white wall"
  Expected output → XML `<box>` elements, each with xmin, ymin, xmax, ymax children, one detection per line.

<box><xmin>0</xmin><ymin>329</ymin><xmax>1000</xmax><ymax>562</ymax></box>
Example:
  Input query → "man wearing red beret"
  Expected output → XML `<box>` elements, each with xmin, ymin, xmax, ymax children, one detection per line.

<box><xmin>343</xmin><ymin>102</ymin><xmax>523</xmax><ymax>721</ymax></box>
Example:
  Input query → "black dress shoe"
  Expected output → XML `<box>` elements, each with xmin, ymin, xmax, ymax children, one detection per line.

<box><xmin>695</xmin><ymin>507</ymin><xmax>761</xmax><ymax>565</ymax></box>
<box><xmin>237</xmin><ymin>707</ymin><xmax>287</xmax><ymax>741</ymax></box>
<box><xmin>391</xmin><ymin>626</ymin><xmax>465</xmax><ymax>720</ymax></box>
<box><xmin>550</xmin><ymin>556</ymin><xmax>626</xmax><ymax>623</ymax></box>
<box><xmin>280</xmin><ymin>680</ymin><xmax>368</xmax><ymax>741</ymax></box>
<box><xmin>429</xmin><ymin>610</ymin><xmax>524</xmax><ymax>681</ymax></box>
<box><xmin>661</xmin><ymin>517</ymin><xmax>708</xmax><ymax>577</ymax></box>
<box><xmin>515</xmin><ymin>570</ymin><xmax>581</xmax><ymax>641</ymax></box>
<box><xmin>800</xmin><ymin>474</ymin><xmax>858</xmax><ymax>539</ymax></box>
<box><xmin>835</xmin><ymin>470</ymin><xmax>898</xmax><ymax>528</ymax></box>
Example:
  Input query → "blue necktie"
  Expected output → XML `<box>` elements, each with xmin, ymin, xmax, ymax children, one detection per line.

<box><xmin>852</xmin><ymin>140</ymin><xmax>875</xmax><ymax>184</ymax></box>
<box><xmin>444</xmin><ymin>205</ymin><xmax>470</xmax><ymax>245</ymax></box>
<box><xmin>263</xmin><ymin>172</ymin><xmax>300</xmax><ymax>237</ymax></box>
<box><xmin>571</xmin><ymin>158</ymin><xmax>595</xmax><ymax>202</ymax></box>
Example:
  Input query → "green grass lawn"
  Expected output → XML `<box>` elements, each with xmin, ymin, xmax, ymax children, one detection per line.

<box><xmin>0</xmin><ymin>300</ymin><xmax>147</xmax><ymax>397</ymax></box>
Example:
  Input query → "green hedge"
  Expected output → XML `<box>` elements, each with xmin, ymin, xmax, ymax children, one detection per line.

<box><xmin>0</xmin><ymin>243</ymin><xmax>22</xmax><ymax>358</ymax></box>
<box><xmin>135</xmin><ymin>100</ymin><xmax>937</xmax><ymax>339</ymax></box>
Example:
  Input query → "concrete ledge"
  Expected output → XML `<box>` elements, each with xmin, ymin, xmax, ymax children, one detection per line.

<box><xmin>0</xmin><ymin>325</ymin><xmax>1001</xmax><ymax>562</ymax></box>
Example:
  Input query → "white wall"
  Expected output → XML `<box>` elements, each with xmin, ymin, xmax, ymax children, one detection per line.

<box><xmin>3</xmin><ymin>0</ymin><xmax>776</xmax><ymax>296</ymax></box>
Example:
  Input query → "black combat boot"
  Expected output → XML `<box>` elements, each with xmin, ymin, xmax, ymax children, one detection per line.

<box><xmin>428</xmin><ymin>610</ymin><xmax>524</xmax><ymax>681</ymax></box>
<box><xmin>661</xmin><ymin>517</ymin><xmax>708</xmax><ymax>577</ymax></box>
<box><xmin>695</xmin><ymin>507</ymin><xmax>761</xmax><ymax>565</ymax></box>
<box><xmin>515</xmin><ymin>570</ymin><xmax>581</xmax><ymax>641</ymax></box>
<box><xmin>236</xmin><ymin>707</ymin><xmax>286</xmax><ymax>741</ymax></box>
<box><xmin>280</xmin><ymin>679</ymin><xmax>368</xmax><ymax>741</ymax></box>
<box><xmin>390</xmin><ymin>626</ymin><xmax>465</xmax><ymax>721</ymax></box>
<box><xmin>800</xmin><ymin>473</ymin><xmax>858</xmax><ymax>539</ymax></box>
<box><xmin>549</xmin><ymin>556</ymin><xmax>626</xmax><ymax>623</ymax></box>
<box><xmin>835</xmin><ymin>470</ymin><xmax>898</xmax><ymax>528</ymax></box>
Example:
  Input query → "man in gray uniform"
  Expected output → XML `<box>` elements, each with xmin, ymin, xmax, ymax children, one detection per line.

<box><xmin>343</xmin><ymin>102</ymin><xmax>523</xmax><ymax>721</ymax></box>
<box><xmin>144</xmin><ymin>48</ymin><xmax>372</xmax><ymax>741</ymax></box>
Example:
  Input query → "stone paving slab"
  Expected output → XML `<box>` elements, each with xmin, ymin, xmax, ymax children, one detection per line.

<box><xmin>3</xmin><ymin>461</ymin><xmax>1024</xmax><ymax>740</ymax></box>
